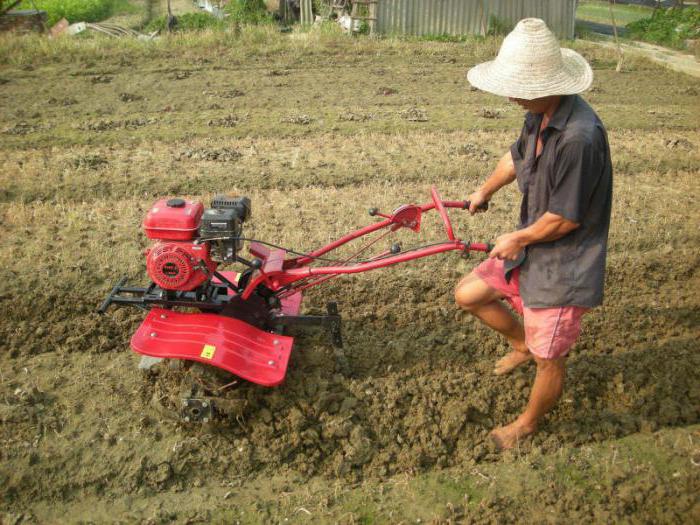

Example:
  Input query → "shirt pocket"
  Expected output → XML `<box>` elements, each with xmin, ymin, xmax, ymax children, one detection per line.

<box><xmin>531</xmin><ymin>241</ymin><xmax>575</xmax><ymax>289</ymax></box>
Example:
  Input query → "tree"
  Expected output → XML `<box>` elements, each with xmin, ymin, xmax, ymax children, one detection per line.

<box><xmin>0</xmin><ymin>1</ymin><xmax>21</xmax><ymax>16</ymax></box>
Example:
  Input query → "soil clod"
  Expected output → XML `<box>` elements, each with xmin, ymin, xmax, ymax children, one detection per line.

<box><xmin>377</xmin><ymin>86</ymin><xmax>398</xmax><ymax>96</ymax></box>
<box><xmin>207</xmin><ymin>114</ymin><xmax>240</xmax><ymax>127</ymax></box>
<box><xmin>281</xmin><ymin>114</ymin><xmax>313</xmax><ymax>125</ymax></box>
<box><xmin>177</xmin><ymin>147</ymin><xmax>241</xmax><ymax>162</ymax></box>
<box><xmin>400</xmin><ymin>108</ymin><xmax>428</xmax><ymax>122</ymax></box>
<box><xmin>119</xmin><ymin>92</ymin><xmax>144</xmax><ymax>103</ymax></box>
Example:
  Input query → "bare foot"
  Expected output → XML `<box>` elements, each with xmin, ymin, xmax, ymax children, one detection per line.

<box><xmin>494</xmin><ymin>349</ymin><xmax>532</xmax><ymax>375</ymax></box>
<box><xmin>489</xmin><ymin>420</ymin><xmax>536</xmax><ymax>451</ymax></box>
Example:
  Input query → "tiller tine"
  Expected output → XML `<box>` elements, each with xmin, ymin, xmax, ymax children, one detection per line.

<box><xmin>130</xmin><ymin>308</ymin><xmax>294</xmax><ymax>387</ymax></box>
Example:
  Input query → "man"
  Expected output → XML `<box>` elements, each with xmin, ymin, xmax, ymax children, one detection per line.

<box><xmin>455</xmin><ymin>19</ymin><xmax>613</xmax><ymax>450</ymax></box>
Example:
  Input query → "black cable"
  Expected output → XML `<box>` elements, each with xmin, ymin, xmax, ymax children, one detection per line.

<box><xmin>203</xmin><ymin>235</ymin><xmax>458</xmax><ymax>264</ymax></box>
<box><xmin>233</xmin><ymin>236</ymin><xmax>457</xmax><ymax>298</ymax></box>
<box><xmin>369</xmin><ymin>240</ymin><xmax>455</xmax><ymax>260</ymax></box>
<box><xmin>235</xmin><ymin>237</ymin><xmax>362</xmax><ymax>263</ymax></box>
<box><xmin>202</xmin><ymin>236</ymin><xmax>348</xmax><ymax>263</ymax></box>
<box><xmin>235</xmin><ymin>237</ymin><xmax>456</xmax><ymax>265</ymax></box>
<box><xmin>271</xmin><ymin>240</ymin><xmax>457</xmax><ymax>296</ymax></box>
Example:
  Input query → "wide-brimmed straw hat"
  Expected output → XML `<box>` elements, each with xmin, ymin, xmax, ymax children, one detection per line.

<box><xmin>467</xmin><ymin>18</ymin><xmax>593</xmax><ymax>100</ymax></box>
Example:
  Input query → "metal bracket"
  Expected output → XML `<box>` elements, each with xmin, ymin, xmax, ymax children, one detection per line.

<box><xmin>326</xmin><ymin>302</ymin><xmax>343</xmax><ymax>348</ymax></box>
<box><xmin>269</xmin><ymin>301</ymin><xmax>343</xmax><ymax>348</ymax></box>
<box><xmin>97</xmin><ymin>276</ymin><xmax>128</xmax><ymax>313</ymax></box>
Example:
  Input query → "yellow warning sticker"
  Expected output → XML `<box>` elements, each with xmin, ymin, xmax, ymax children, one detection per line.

<box><xmin>200</xmin><ymin>344</ymin><xmax>216</xmax><ymax>359</ymax></box>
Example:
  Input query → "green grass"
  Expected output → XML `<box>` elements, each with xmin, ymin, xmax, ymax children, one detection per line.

<box><xmin>576</xmin><ymin>0</ymin><xmax>653</xmax><ymax>26</ymax></box>
<box><xmin>17</xmin><ymin>0</ymin><xmax>138</xmax><ymax>26</ymax></box>
<box><xmin>145</xmin><ymin>12</ymin><xmax>225</xmax><ymax>32</ymax></box>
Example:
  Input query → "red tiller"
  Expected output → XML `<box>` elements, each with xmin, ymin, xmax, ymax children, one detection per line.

<box><xmin>99</xmin><ymin>186</ymin><xmax>492</xmax><ymax>399</ymax></box>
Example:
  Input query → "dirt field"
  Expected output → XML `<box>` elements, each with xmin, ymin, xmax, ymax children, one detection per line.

<box><xmin>1</xmin><ymin>27</ymin><xmax>699</xmax><ymax>523</ymax></box>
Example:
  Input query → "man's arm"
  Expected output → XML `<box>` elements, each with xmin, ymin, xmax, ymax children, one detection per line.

<box><xmin>489</xmin><ymin>212</ymin><xmax>580</xmax><ymax>261</ymax></box>
<box><xmin>467</xmin><ymin>150</ymin><xmax>516</xmax><ymax>214</ymax></box>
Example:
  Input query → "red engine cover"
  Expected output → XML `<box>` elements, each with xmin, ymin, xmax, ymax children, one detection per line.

<box><xmin>146</xmin><ymin>241</ymin><xmax>217</xmax><ymax>291</ymax></box>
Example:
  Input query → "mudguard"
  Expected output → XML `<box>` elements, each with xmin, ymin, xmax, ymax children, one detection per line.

<box><xmin>131</xmin><ymin>308</ymin><xmax>294</xmax><ymax>387</ymax></box>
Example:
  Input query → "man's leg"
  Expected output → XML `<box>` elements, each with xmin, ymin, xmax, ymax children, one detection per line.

<box><xmin>454</xmin><ymin>272</ymin><xmax>532</xmax><ymax>374</ymax></box>
<box><xmin>489</xmin><ymin>356</ymin><xmax>566</xmax><ymax>450</ymax></box>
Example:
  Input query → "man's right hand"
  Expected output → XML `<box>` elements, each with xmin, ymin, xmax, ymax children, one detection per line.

<box><xmin>467</xmin><ymin>190</ymin><xmax>490</xmax><ymax>215</ymax></box>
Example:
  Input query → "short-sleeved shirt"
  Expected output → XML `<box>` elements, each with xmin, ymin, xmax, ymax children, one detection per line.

<box><xmin>508</xmin><ymin>95</ymin><xmax>613</xmax><ymax>308</ymax></box>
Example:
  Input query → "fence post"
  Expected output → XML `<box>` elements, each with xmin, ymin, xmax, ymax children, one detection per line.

<box><xmin>300</xmin><ymin>0</ymin><xmax>313</xmax><ymax>26</ymax></box>
<box><xmin>369</xmin><ymin>0</ymin><xmax>377</xmax><ymax>35</ymax></box>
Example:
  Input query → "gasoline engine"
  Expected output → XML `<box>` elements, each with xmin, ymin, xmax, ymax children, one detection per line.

<box><xmin>143</xmin><ymin>196</ymin><xmax>251</xmax><ymax>292</ymax></box>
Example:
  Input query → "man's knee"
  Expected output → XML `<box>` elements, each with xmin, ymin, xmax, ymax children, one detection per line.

<box><xmin>454</xmin><ymin>272</ymin><xmax>491</xmax><ymax>311</ymax></box>
<box><xmin>533</xmin><ymin>355</ymin><xmax>567</xmax><ymax>372</ymax></box>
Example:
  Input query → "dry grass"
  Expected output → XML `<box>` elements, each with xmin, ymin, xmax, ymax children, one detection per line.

<box><xmin>0</xmin><ymin>24</ymin><xmax>502</xmax><ymax>66</ymax></box>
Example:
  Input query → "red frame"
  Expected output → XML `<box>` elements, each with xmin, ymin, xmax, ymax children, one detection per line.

<box><xmin>239</xmin><ymin>187</ymin><xmax>490</xmax><ymax>300</ymax></box>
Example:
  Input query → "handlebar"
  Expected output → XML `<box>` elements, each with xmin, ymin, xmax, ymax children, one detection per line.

<box><xmin>431</xmin><ymin>186</ymin><xmax>455</xmax><ymax>241</ymax></box>
<box><xmin>464</xmin><ymin>200</ymin><xmax>489</xmax><ymax>212</ymax></box>
<box><xmin>419</xmin><ymin>200</ymin><xmax>488</xmax><ymax>213</ymax></box>
<box><xmin>297</xmin><ymin>189</ymin><xmax>490</xmax><ymax>266</ymax></box>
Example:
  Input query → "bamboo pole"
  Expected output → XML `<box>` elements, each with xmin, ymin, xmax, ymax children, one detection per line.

<box><xmin>608</xmin><ymin>0</ymin><xmax>624</xmax><ymax>73</ymax></box>
<box><xmin>477</xmin><ymin>0</ymin><xmax>487</xmax><ymax>36</ymax></box>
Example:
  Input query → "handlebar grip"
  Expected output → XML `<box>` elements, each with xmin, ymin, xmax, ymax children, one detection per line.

<box><xmin>463</xmin><ymin>201</ymin><xmax>489</xmax><ymax>211</ymax></box>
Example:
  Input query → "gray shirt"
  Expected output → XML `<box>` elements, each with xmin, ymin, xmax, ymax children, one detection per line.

<box><xmin>509</xmin><ymin>95</ymin><xmax>613</xmax><ymax>308</ymax></box>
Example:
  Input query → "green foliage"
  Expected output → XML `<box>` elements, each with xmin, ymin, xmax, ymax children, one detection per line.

<box><xmin>312</xmin><ymin>0</ymin><xmax>325</xmax><ymax>17</ymax></box>
<box><xmin>627</xmin><ymin>7</ymin><xmax>700</xmax><ymax>49</ymax></box>
<box><xmin>487</xmin><ymin>15</ymin><xmax>513</xmax><ymax>36</ymax></box>
<box><xmin>224</xmin><ymin>0</ymin><xmax>271</xmax><ymax>24</ymax></box>
<box><xmin>145</xmin><ymin>12</ymin><xmax>224</xmax><ymax>33</ymax></box>
<box><xmin>18</xmin><ymin>0</ymin><xmax>117</xmax><ymax>26</ymax></box>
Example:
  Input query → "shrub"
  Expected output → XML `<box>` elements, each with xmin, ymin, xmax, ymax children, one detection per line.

<box><xmin>627</xmin><ymin>7</ymin><xmax>700</xmax><ymax>49</ymax></box>
<box><xmin>487</xmin><ymin>15</ymin><xmax>513</xmax><ymax>36</ymax></box>
<box><xmin>18</xmin><ymin>0</ymin><xmax>116</xmax><ymax>26</ymax></box>
<box><xmin>145</xmin><ymin>12</ymin><xmax>225</xmax><ymax>33</ymax></box>
<box><xmin>224</xmin><ymin>0</ymin><xmax>271</xmax><ymax>24</ymax></box>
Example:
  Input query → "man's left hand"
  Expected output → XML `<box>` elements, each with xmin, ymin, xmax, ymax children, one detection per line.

<box><xmin>489</xmin><ymin>231</ymin><xmax>526</xmax><ymax>261</ymax></box>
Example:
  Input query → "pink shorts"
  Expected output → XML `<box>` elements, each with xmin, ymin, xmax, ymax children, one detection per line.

<box><xmin>473</xmin><ymin>258</ymin><xmax>588</xmax><ymax>360</ymax></box>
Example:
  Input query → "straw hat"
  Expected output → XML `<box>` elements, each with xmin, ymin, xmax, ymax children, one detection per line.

<box><xmin>467</xmin><ymin>18</ymin><xmax>593</xmax><ymax>100</ymax></box>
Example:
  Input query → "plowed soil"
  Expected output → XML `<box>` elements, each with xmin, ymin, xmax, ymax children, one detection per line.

<box><xmin>1</xmin><ymin>28</ymin><xmax>699</xmax><ymax>523</ymax></box>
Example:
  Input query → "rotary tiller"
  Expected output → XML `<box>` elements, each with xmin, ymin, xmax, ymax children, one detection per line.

<box><xmin>100</xmin><ymin>186</ymin><xmax>491</xmax><ymax>392</ymax></box>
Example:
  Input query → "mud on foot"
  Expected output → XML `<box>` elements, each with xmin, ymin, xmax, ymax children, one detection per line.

<box><xmin>489</xmin><ymin>420</ymin><xmax>537</xmax><ymax>451</ymax></box>
<box><xmin>494</xmin><ymin>349</ymin><xmax>533</xmax><ymax>375</ymax></box>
